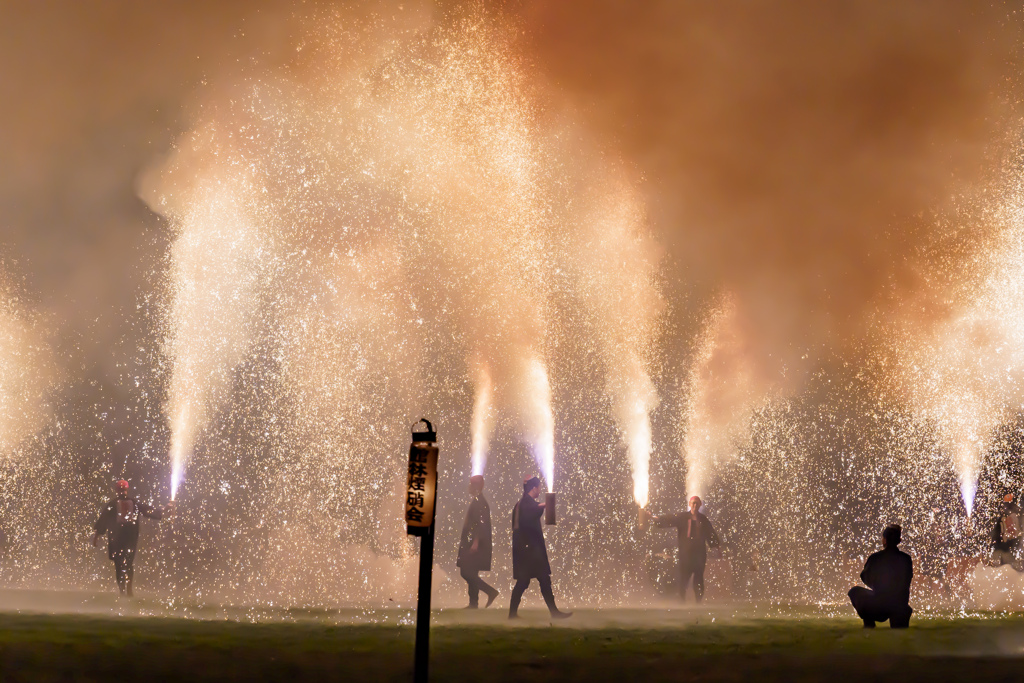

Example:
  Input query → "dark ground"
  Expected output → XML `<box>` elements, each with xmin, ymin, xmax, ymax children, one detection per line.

<box><xmin>0</xmin><ymin>603</ymin><xmax>1023</xmax><ymax>682</ymax></box>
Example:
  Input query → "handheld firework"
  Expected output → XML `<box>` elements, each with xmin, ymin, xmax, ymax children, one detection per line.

<box><xmin>544</xmin><ymin>491</ymin><xmax>556</xmax><ymax>525</ymax></box>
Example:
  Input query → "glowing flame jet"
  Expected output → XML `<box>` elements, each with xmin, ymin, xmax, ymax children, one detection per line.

<box><xmin>470</xmin><ymin>363</ymin><xmax>494</xmax><ymax>477</ymax></box>
<box><xmin>169</xmin><ymin>405</ymin><xmax>190</xmax><ymax>501</ymax></box>
<box><xmin>607</xmin><ymin>355</ymin><xmax>657</xmax><ymax>508</ymax></box>
<box><xmin>960</xmin><ymin>472</ymin><xmax>978</xmax><ymax>517</ymax></box>
<box><xmin>950</xmin><ymin>420</ymin><xmax>984</xmax><ymax>517</ymax></box>
<box><xmin>684</xmin><ymin>305</ymin><xmax>724</xmax><ymax>500</ymax></box>
<box><xmin>143</xmin><ymin>164</ymin><xmax>267</xmax><ymax>504</ymax></box>
<box><xmin>567</xmin><ymin>177</ymin><xmax>661</xmax><ymax>509</ymax></box>
<box><xmin>624</xmin><ymin>396</ymin><xmax>653</xmax><ymax>508</ymax></box>
<box><xmin>683</xmin><ymin>296</ymin><xmax>755</xmax><ymax>501</ymax></box>
<box><xmin>0</xmin><ymin>281</ymin><xmax>54</xmax><ymax>459</ymax></box>
<box><xmin>524</xmin><ymin>356</ymin><xmax>555</xmax><ymax>488</ymax></box>
<box><xmin>894</xmin><ymin>157</ymin><xmax>1024</xmax><ymax>518</ymax></box>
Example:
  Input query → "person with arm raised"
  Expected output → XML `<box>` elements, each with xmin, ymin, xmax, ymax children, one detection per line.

<box><xmin>91</xmin><ymin>479</ymin><xmax>174</xmax><ymax>597</ymax></box>
<box><xmin>649</xmin><ymin>495</ymin><xmax>721</xmax><ymax>603</ymax></box>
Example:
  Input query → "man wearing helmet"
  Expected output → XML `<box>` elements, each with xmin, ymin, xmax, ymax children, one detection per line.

<box><xmin>651</xmin><ymin>495</ymin><xmax>722</xmax><ymax>602</ymax></box>
<box><xmin>91</xmin><ymin>480</ymin><xmax>173</xmax><ymax>597</ymax></box>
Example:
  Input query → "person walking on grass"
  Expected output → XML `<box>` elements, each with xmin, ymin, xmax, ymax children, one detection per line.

<box><xmin>509</xmin><ymin>476</ymin><xmax>571</xmax><ymax>620</ymax></box>
<box><xmin>457</xmin><ymin>475</ymin><xmax>499</xmax><ymax>609</ymax></box>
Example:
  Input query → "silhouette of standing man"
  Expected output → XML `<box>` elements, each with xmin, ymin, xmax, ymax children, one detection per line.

<box><xmin>651</xmin><ymin>495</ymin><xmax>721</xmax><ymax>602</ymax></box>
<box><xmin>457</xmin><ymin>475</ymin><xmax>499</xmax><ymax>608</ymax></box>
<box><xmin>509</xmin><ymin>476</ymin><xmax>571</xmax><ymax>620</ymax></box>
<box><xmin>848</xmin><ymin>524</ymin><xmax>913</xmax><ymax>628</ymax></box>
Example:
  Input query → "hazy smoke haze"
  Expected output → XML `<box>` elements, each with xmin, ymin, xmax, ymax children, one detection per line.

<box><xmin>3</xmin><ymin>1</ymin><xmax>1024</xmax><ymax>605</ymax></box>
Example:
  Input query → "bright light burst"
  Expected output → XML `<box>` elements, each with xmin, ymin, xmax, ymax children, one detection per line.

<box><xmin>470</xmin><ymin>361</ymin><xmax>493</xmax><ymax>477</ymax></box>
<box><xmin>138</xmin><ymin>5</ymin><xmax>660</xmax><ymax>603</ymax></box>
<box><xmin>894</xmin><ymin>144</ymin><xmax>1024</xmax><ymax>517</ymax></box>
<box><xmin>0</xmin><ymin>278</ymin><xmax>53</xmax><ymax>459</ymax></box>
<box><xmin>523</xmin><ymin>356</ymin><xmax>556</xmax><ymax>488</ymax></box>
<box><xmin>682</xmin><ymin>295</ymin><xmax>756</xmax><ymax>501</ymax></box>
<box><xmin>569</xmin><ymin>176</ymin><xmax>661</xmax><ymax>506</ymax></box>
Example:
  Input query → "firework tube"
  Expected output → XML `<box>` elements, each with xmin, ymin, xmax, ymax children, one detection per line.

<box><xmin>637</xmin><ymin>504</ymin><xmax>649</xmax><ymax>531</ymax></box>
<box><xmin>544</xmin><ymin>492</ymin><xmax>556</xmax><ymax>525</ymax></box>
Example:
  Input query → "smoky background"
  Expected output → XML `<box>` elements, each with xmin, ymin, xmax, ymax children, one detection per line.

<box><xmin>0</xmin><ymin>0</ymin><xmax>1023</xmax><ymax>608</ymax></box>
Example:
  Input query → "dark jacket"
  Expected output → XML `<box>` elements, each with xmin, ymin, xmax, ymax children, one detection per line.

<box><xmin>94</xmin><ymin>495</ymin><xmax>164</xmax><ymax>559</ymax></box>
<box><xmin>656</xmin><ymin>511</ymin><xmax>721</xmax><ymax>561</ymax></box>
<box><xmin>860</xmin><ymin>546</ymin><xmax>913</xmax><ymax>606</ymax></box>
<box><xmin>457</xmin><ymin>493</ymin><xmax>492</xmax><ymax>571</ymax></box>
<box><xmin>992</xmin><ymin>502</ymin><xmax>1022</xmax><ymax>552</ymax></box>
<box><xmin>512</xmin><ymin>494</ymin><xmax>550</xmax><ymax>580</ymax></box>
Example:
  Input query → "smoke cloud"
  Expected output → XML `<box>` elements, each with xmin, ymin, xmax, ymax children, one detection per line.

<box><xmin>887</xmin><ymin>139</ymin><xmax>1024</xmax><ymax>513</ymax></box>
<box><xmin>520</xmin><ymin>0</ymin><xmax>1023</xmax><ymax>494</ymax></box>
<box><xmin>137</xmin><ymin>3</ymin><xmax>662</xmax><ymax>600</ymax></box>
<box><xmin>4</xmin><ymin>0</ymin><xmax>1024</xmax><ymax>606</ymax></box>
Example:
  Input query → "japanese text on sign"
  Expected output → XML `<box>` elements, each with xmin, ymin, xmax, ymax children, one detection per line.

<box><xmin>405</xmin><ymin>440</ymin><xmax>438</xmax><ymax>535</ymax></box>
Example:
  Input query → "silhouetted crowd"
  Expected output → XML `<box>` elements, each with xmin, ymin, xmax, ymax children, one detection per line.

<box><xmin>90</xmin><ymin>474</ymin><xmax>1024</xmax><ymax>630</ymax></box>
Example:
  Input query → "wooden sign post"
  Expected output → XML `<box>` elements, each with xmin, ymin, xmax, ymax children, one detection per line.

<box><xmin>406</xmin><ymin>419</ymin><xmax>438</xmax><ymax>683</ymax></box>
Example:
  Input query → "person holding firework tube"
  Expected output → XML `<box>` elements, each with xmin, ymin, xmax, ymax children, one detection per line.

<box><xmin>648</xmin><ymin>495</ymin><xmax>721</xmax><ymax>602</ymax></box>
<box><xmin>509</xmin><ymin>476</ymin><xmax>572</xmax><ymax>620</ymax></box>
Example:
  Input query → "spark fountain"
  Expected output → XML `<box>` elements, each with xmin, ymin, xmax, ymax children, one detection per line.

<box><xmin>567</xmin><ymin>175</ymin><xmax>661</xmax><ymax>512</ymax></box>
<box><xmin>894</xmin><ymin>143</ymin><xmax>1024</xmax><ymax>518</ymax></box>
<box><xmin>8</xmin><ymin>1</ymin><xmax>1024</xmax><ymax>614</ymax></box>
<box><xmin>682</xmin><ymin>296</ymin><xmax>756</xmax><ymax>501</ymax></box>
<box><xmin>521</xmin><ymin>356</ymin><xmax>556</xmax><ymax>488</ymax></box>
<box><xmin>136</xmin><ymin>6</ymin><xmax>661</xmax><ymax>604</ymax></box>
<box><xmin>469</xmin><ymin>361</ymin><xmax>493</xmax><ymax>477</ymax></box>
<box><xmin>157</xmin><ymin>168</ymin><xmax>269</xmax><ymax>502</ymax></box>
<box><xmin>0</xmin><ymin>276</ymin><xmax>54</xmax><ymax>459</ymax></box>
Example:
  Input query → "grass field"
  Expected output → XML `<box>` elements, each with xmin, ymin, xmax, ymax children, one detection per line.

<box><xmin>0</xmin><ymin>597</ymin><xmax>1023</xmax><ymax>682</ymax></box>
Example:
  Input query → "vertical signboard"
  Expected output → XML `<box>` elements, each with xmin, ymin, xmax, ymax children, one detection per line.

<box><xmin>406</xmin><ymin>419</ymin><xmax>437</xmax><ymax>683</ymax></box>
<box><xmin>406</xmin><ymin>434</ymin><xmax>439</xmax><ymax>536</ymax></box>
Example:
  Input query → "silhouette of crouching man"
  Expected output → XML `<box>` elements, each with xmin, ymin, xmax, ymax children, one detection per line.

<box><xmin>848</xmin><ymin>524</ymin><xmax>913</xmax><ymax>629</ymax></box>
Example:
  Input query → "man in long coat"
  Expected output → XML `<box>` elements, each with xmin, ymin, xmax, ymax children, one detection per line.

<box><xmin>509</xmin><ymin>476</ymin><xmax>571</xmax><ymax>619</ymax></box>
<box><xmin>91</xmin><ymin>479</ymin><xmax>173</xmax><ymax>597</ymax></box>
<box><xmin>652</xmin><ymin>495</ymin><xmax>721</xmax><ymax>602</ymax></box>
<box><xmin>456</xmin><ymin>475</ymin><xmax>499</xmax><ymax>608</ymax></box>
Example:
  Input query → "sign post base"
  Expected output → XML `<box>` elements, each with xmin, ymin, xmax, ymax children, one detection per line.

<box><xmin>414</xmin><ymin>526</ymin><xmax>433</xmax><ymax>683</ymax></box>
